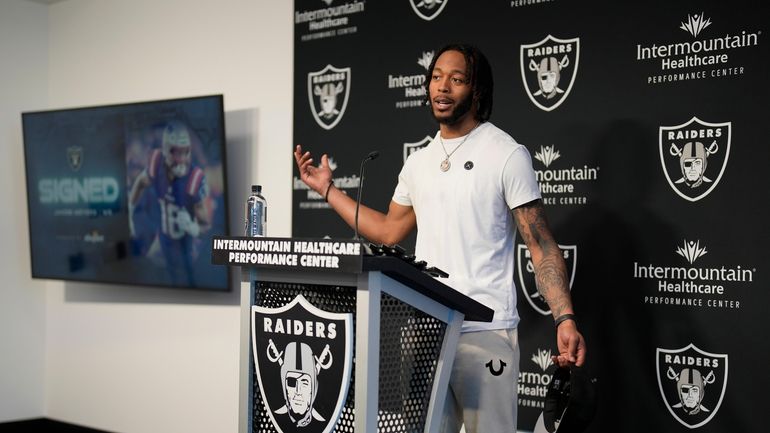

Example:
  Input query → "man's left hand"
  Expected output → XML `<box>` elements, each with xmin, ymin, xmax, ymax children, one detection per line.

<box><xmin>552</xmin><ymin>320</ymin><xmax>586</xmax><ymax>368</ymax></box>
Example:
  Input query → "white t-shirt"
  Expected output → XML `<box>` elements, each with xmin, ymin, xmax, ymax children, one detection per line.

<box><xmin>392</xmin><ymin>122</ymin><xmax>541</xmax><ymax>332</ymax></box>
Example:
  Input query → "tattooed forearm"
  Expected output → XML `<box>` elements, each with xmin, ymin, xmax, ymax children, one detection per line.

<box><xmin>534</xmin><ymin>253</ymin><xmax>571</xmax><ymax>316</ymax></box>
<box><xmin>513</xmin><ymin>200</ymin><xmax>573</xmax><ymax>317</ymax></box>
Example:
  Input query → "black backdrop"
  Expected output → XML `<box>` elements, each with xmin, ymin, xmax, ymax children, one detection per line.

<box><xmin>292</xmin><ymin>1</ymin><xmax>769</xmax><ymax>431</ymax></box>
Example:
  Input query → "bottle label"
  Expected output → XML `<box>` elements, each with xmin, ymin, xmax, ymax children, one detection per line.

<box><xmin>247</xmin><ymin>201</ymin><xmax>266</xmax><ymax>237</ymax></box>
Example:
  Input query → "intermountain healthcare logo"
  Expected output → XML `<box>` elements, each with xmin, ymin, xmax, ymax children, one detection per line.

<box><xmin>308</xmin><ymin>65</ymin><xmax>351</xmax><ymax>130</ymax></box>
<box><xmin>533</xmin><ymin>144</ymin><xmax>599</xmax><ymax>206</ymax></box>
<box><xmin>676</xmin><ymin>239</ymin><xmax>707</xmax><ymax>264</ymax></box>
<box><xmin>295</xmin><ymin>1</ymin><xmax>365</xmax><ymax>42</ymax></box>
<box><xmin>520</xmin><ymin>35</ymin><xmax>580</xmax><ymax>111</ymax></box>
<box><xmin>403</xmin><ymin>135</ymin><xmax>432</xmax><ymax>163</ymax></box>
<box><xmin>516</xmin><ymin>244</ymin><xmax>576</xmax><ymax>315</ymax></box>
<box><xmin>387</xmin><ymin>50</ymin><xmax>434</xmax><ymax>109</ymax></box>
<box><xmin>659</xmin><ymin>117</ymin><xmax>731</xmax><ymax>202</ymax></box>
<box><xmin>409</xmin><ymin>0</ymin><xmax>447</xmax><ymax>21</ymax></box>
<box><xmin>252</xmin><ymin>295</ymin><xmax>353</xmax><ymax>433</ymax></box>
<box><xmin>534</xmin><ymin>144</ymin><xmax>560</xmax><ymax>167</ymax></box>
<box><xmin>636</xmin><ymin>13</ymin><xmax>761</xmax><ymax>84</ymax></box>
<box><xmin>680</xmin><ymin>12</ymin><xmax>711</xmax><ymax>38</ymax></box>
<box><xmin>518</xmin><ymin>348</ymin><xmax>555</xmax><ymax>410</ymax></box>
<box><xmin>635</xmin><ymin>238</ymin><xmax>755</xmax><ymax>310</ymax></box>
<box><xmin>656</xmin><ymin>344</ymin><xmax>728</xmax><ymax>428</ymax></box>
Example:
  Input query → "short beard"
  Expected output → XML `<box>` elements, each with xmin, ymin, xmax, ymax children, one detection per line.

<box><xmin>432</xmin><ymin>92</ymin><xmax>474</xmax><ymax>125</ymax></box>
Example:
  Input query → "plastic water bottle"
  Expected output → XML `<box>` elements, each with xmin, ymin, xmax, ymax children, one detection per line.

<box><xmin>245</xmin><ymin>185</ymin><xmax>267</xmax><ymax>237</ymax></box>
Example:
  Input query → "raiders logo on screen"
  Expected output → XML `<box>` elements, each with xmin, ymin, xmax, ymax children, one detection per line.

<box><xmin>656</xmin><ymin>344</ymin><xmax>728</xmax><ymax>428</ymax></box>
<box><xmin>403</xmin><ymin>135</ymin><xmax>433</xmax><ymax>163</ymax></box>
<box><xmin>307</xmin><ymin>65</ymin><xmax>351</xmax><ymax>130</ymax></box>
<box><xmin>516</xmin><ymin>244</ymin><xmax>576</xmax><ymax>315</ymax></box>
<box><xmin>67</xmin><ymin>146</ymin><xmax>83</xmax><ymax>172</ymax></box>
<box><xmin>659</xmin><ymin>117</ymin><xmax>731</xmax><ymax>202</ymax></box>
<box><xmin>252</xmin><ymin>295</ymin><xmax>353</xmax><ymax>433</ymax></box>
<box><xmin>409</xmin><ymin>0</ymin><xmax>447</xmax><ymax>21</ymax></box>
<box><xmin>520</xmin><ymin>35</ymin><xmax>580</xmax><ymax>112</ymax></box>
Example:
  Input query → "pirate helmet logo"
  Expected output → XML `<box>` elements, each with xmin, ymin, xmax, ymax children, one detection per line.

<box><xmin>516</xmin><ymin>244</ymin><xmax>577</xmax><ymax>315</ymax></box>
<box><xmin>271</xmin><ymin>341</ymin><xmax>329</xmax><ymax>426</ymax></box>
<box><xmin>403</xmin><ymin>135</ymin><xmax>433</xmax><ymax>164</ymax></box>
<box><xmin>676</xmin><ymin>368</ymin><xmax>707</xmax><ymax>415</ymax></box>
<box><xmin>679</xmin><ymin>141</ymin><xmax>709</xmax><ymax>187</ymax></box>
<box><xmin>659</xmin><ymin>117</ymin><xmax>731</xmax><ymax>202</ymax></box>
<box><xmin>307</xmin><ymin>65</ymin><xmax>352</xmax><ymax>130</ymax></box>
<box><xmin>656</xmin><ymin>344</ymin><xmax>728</xmax><ymax>428</ymax></box>
<box><xmin>409</xmin><ymin>0</ymin><xmax>448</xmax><ymax>21</ymax></box>
<box><xmin>252</xmin><ymin>295</ymin><xmax>353</xmax><ymax>433</ymax></box>
<box><xmin>520</xmin><ymin>35</ymin><xmax>580</xmax><ymax>112</ymax></box>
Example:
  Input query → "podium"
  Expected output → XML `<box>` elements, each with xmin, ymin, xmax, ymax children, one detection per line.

<box><xmin>212</xmin><ymin>237</ymin><xmax>493</xmax><ymax>433</ymax></box>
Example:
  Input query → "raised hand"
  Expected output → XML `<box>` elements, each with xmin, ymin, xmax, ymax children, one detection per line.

<box><xmin>294</xmin><ymin>144</ymin><xmax>333</xmax><ymax>194</ymax></box>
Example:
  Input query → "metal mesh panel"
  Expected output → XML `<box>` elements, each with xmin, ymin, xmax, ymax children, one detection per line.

<box><xmin>378</xmin><ymin>292</ymin><xmax>447</xmax><ymax>433</ymax></box>
<box><xmin>252</xmin><ymin>281</ymin><xmax>357</xmax><ymax>433</ymax></box>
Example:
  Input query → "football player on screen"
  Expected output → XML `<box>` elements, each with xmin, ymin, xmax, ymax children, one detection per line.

<box><xmin>128</xmin><ymin>120</ymin><xmax>211</xmax><ymax>285</ymax></box>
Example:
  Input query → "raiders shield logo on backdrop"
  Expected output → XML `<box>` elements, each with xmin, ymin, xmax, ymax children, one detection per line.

<box><xmin>252</xmin><ymin>295</ymin><xmax>353</xmax><ymax>433</ymax></box>
<box><xmin>516</xmin><ymin>244</ymin><xmax>577</xmax><ymax>315</ymax></box>
<box><xmin>409</xmin><ymin>0</ymin><xmax>447</xmax><ymax>21</ymax></box>
<box><xmin>656</xmin><ymin>344</ymin><xmax>728</xmax><ymax>428</ymax></box>
<box><xmin>659</xmin><ymin>117</ymin><xmax>731</xmax><ymax>202</ymax></box>
<box><xmin>67</xmin><ymin>146</ymin><xmax>83</xmax><ymax>172</ymax></box>
<box><xmin>520</xmin><ymin>35</ymin><xmax>580</xmax><ymax>112</ymax></box>
<box><xmin>307</xmin><ymin>65</ymin><xmax>351</xmax><ymax>130</ymax></box>
<box><xmin>403</xmin><ymin>135</ymin><xmax>433</xmax><ymax>163</ymax></box>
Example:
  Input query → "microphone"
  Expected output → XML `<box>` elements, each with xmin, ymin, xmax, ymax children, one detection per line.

<box><xmin>354</xmin><ymin>150</ymin><xmax>379</xmax><ymax>241</ymax></box>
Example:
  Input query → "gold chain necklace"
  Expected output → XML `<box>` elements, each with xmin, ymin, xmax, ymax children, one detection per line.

<box><xmin>438</xmin><ymin>122</ymin><xmax>479</xmax><ymax>172</ymax></box>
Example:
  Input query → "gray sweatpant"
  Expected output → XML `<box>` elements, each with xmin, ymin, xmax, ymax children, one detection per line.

<box><xmin>441</xmin><ymin>328</ymin><xmax>520</xmax><ymax>433</ymax></box>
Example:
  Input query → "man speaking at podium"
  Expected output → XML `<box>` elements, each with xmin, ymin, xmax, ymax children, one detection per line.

<box><xmin>295</xmin><ymin>44</ymin><xmax>586</xmax><ymax>433</ymax></box>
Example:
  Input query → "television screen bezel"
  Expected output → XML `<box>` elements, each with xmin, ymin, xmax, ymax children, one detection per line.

<box><xmin>21</xmin><ymin>94</ymin><xmax>232</xmax><ymax>291</ymax></box>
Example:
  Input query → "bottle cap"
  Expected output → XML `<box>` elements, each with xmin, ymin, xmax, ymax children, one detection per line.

<box><xmin>252</xmin><ymin>185</ymin><xmax>262</xmax><ymax>193</ymax></box>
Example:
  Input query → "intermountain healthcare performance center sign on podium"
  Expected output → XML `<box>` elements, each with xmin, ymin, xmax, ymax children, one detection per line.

<box><xmin>212</xmin><ymin>236</ymin><xmax>493</xmax><ymax>433</ymax></box>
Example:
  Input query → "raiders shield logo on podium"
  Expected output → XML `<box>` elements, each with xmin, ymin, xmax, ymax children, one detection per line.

<box><xmin>252</xmin><ymin>295</ymin><xmax>353</xmax><ymax>433</ymax></box>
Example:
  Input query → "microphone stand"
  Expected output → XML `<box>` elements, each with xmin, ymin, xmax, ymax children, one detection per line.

<box><xmin>354</xmin><ymin>151</ymin><xmax>379</xmax><ymax>253</ymax></box>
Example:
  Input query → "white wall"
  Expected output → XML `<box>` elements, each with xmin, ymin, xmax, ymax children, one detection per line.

<box><xmin>0</xmin><ymin>0</ymin><xmax>49</xmax><ymax>423</ymax></box>
<box><xmin>3</xmin><ymin>0</ymin><xmax>292</xmax><ymax>431</ymax></box>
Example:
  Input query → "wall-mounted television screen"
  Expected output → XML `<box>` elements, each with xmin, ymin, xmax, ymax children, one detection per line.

<box><xmin>22</xmin><ymin>95</ymin><xmax>230</xmax><ymax>291</ymax></box>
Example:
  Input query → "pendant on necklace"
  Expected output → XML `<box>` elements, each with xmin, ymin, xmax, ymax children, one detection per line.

<box><xmin>440</xmin><ymin>159</ymin><xmax>451</xmax><ymax>172</ymax></box>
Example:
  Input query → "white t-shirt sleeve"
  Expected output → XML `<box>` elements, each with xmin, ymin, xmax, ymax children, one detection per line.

<box><xmin>502</xmin><ymin>145</ymin><xmax>542</xmax><ymax>209</ymax></box>
<box><xmin>392</xmin><ymin>166</ymin><xmax>413</xmax><ymax>207</ymax></box>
